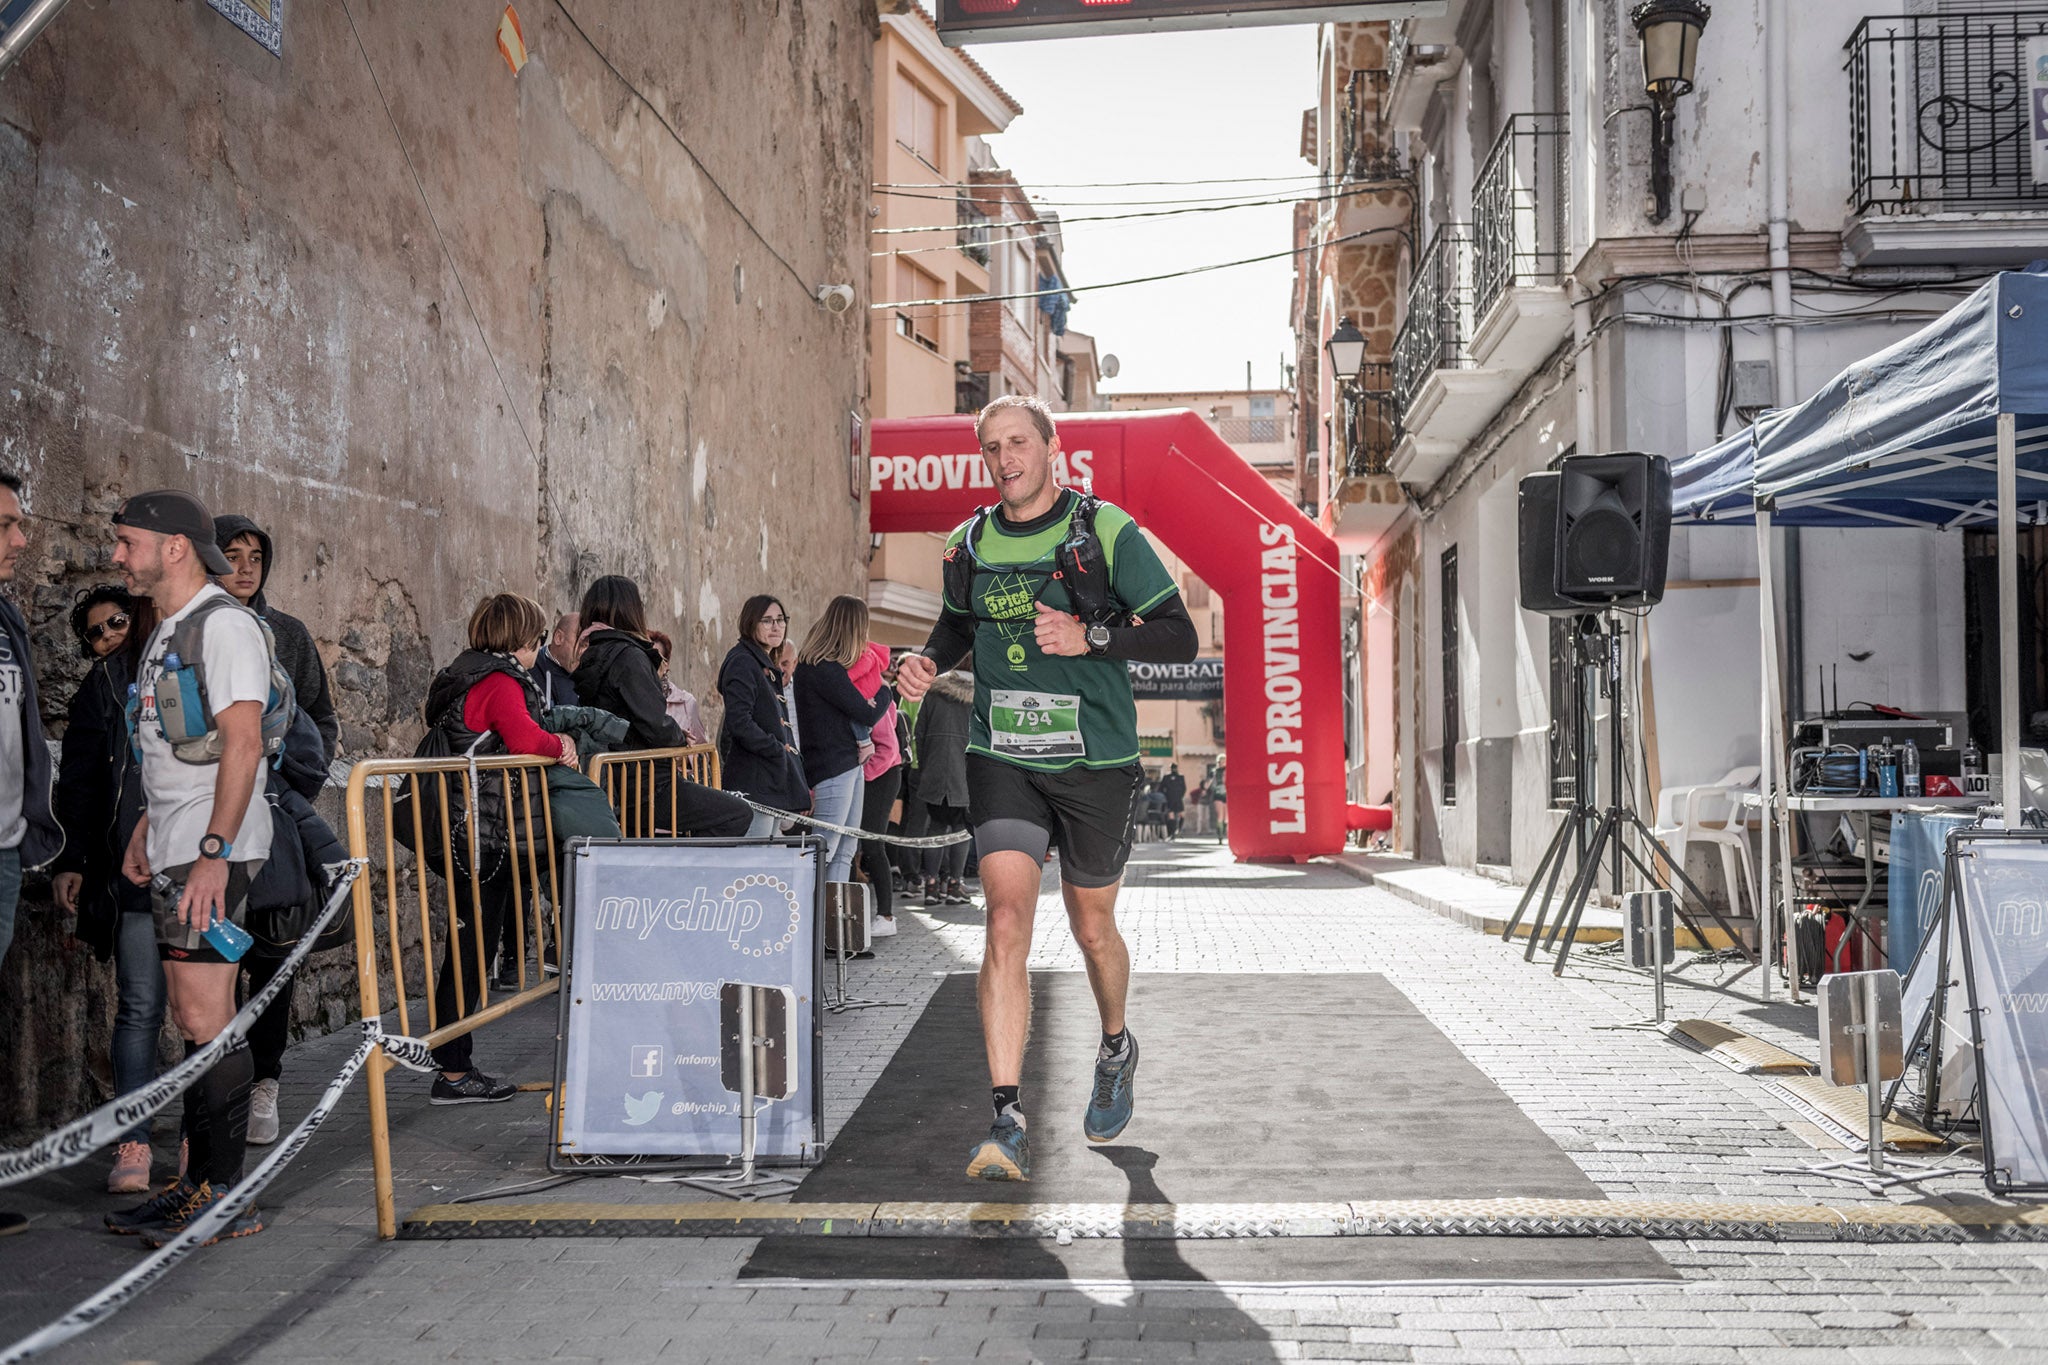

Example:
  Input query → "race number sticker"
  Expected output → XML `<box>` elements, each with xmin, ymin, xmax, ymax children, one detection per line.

<box><xmin>988</xmin><ymin>690</ymin><xmax>1085</xmax><ymax>759</ymax></box>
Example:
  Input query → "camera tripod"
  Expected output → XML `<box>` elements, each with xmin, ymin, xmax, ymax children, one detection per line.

<box><xmin>1501</xmin><ymin>614</ymin><xmax>1757</xmax><ymax>977</ymax></box>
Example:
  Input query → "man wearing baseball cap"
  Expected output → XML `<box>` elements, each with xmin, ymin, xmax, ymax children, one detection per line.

<box><xmin>103</xmin><ymin>489</ymin><xmax>273</xmax><ymax>1246</ymax></box>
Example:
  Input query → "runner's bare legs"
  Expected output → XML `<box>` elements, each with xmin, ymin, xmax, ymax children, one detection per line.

<box><xmin>980</xmin><ymin>851</ymin><xmax>1128</xmax><ymax>1086</ymax></box>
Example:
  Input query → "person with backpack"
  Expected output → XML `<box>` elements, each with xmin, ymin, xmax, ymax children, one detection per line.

<box><xmin>572</xmin><ymin>575</ymin><xmax>748</xmax><ymax>837</ymax></box>
<box><xmin>52</xmin><ymin>586</ymin><xmax>165</xmax><ymax>1194</ymax></box>
<box><xmin>104</xmin><ymin>490</ymin><xmax>280</xmax><ymax>1247</ymax></box>
<box><xmin>213</xmin><ymin>512</ymin><xmax>337</xmax><ymax>1146</ymax></box>
<box><xmin>716</xmin><ymin>595</ymin><xmax>807</xmax><ymax>839</ymax></box>
<box><xmin>412</xmin><ymin>593</ymin><xmax>617</xmax><ymax>1102</ymax></box>
<box><xmin>892</xmin><ymin>396</ymin><xmax>1198</xmax><ymax>1183</ymax></box>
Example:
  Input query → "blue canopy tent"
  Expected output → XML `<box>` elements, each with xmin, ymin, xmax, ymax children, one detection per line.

<box><xmin>1668</xmin><ymin>267</ymin><xmax>2048</xmax><ymax>1000</ymax></box>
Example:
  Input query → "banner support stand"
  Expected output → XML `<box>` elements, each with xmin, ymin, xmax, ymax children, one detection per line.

<box><xmin>679</xmin><ymin>985</ymin><xmax>801</xmax><ymax>1201</ymax></box>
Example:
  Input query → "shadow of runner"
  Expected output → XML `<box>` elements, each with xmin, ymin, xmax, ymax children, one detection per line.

<box><xmin>1080</xmin><ymin>1144</ymin><xmax>1279</xmax><ymax>1361</ymax></box>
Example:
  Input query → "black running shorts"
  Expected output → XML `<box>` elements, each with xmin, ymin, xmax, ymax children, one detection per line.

<box><xmin>967</xmin><ymin>754</ymin><xmax>1143</xmax><ymax>890</ymax></box>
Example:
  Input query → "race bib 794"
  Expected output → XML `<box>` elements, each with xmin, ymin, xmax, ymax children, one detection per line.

<box><xmin>987</xmin><ymin>690</ymin><xmax>1084</xmax><ymax>759</ymax></box>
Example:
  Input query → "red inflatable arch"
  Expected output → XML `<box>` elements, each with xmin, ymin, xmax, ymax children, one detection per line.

<box><xmin>870</xmin><ymin>410</ymin><xmax>1344</xmax><ymax>863</ymax></box>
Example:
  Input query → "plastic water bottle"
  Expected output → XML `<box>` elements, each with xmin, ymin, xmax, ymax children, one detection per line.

<box><xmin>1901</xmin><ymin>738</ymin><xmax>1921</xmax><ymax>798</ymax></box>
<box><xmin>1875</xmin><ymin>735</ymin><xmax>1900</xmax><ymax>798</ymax></box>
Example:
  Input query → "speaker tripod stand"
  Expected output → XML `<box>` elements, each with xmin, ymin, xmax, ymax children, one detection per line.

<box><xmin>1501</xmin><ymin>614</ymin><xmax>1758</xmax><ymax>979</ymax></box>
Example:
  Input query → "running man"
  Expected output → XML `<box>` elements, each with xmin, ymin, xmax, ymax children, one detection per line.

<box><xmin>895</xmin><ymin>396</ymin><xmax>1198</xmax><ymax>1181</ymax></box>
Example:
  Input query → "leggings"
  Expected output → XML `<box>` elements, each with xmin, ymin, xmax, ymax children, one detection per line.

<box><xmin>922</xmin><ymin>802</ymin><xmax>971</xmax><ymax>883</ymax></box>
<box><xmin>857</xmin><ymin>765</ymin><xmax>902</xmax><ymax>919</ymax></box>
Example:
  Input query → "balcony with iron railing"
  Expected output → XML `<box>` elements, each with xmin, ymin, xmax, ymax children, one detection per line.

<box><xmin>1469</xmin><ymin>113</ymin><xmax>1574</xmax><ymax>375</ymax></box>
<box><xmin>1387</xmin><ymin>221</ymin><xmax>1520</xmax><ymax>491</ymax></box>
<box><xmin>1344</xmin><ymin>364</ymin><xmax>1396</xmax><ymax>479</ymax></box>
<box><xmin>956</xmin><ymin>194</ymin><xmax>992</xmax><ymax>266</ymax></box>
<box><xmin>1341</xmin><ymin>68</ymin><xmax>1403</xmax><ymax>183</ymax></box>
<box><xmin>1211</xmin><ymin>416</ymin><xmax>1289</xmax><ymax>449</ymax></box>
<box><xmin>1473</xmin><ymin>114</ymin><xmax>1568</xmax><ymax>321</ymax></box>
<box><xmin>1844</xmin><ymin>11</ymin><xmax>2048</xmax><ymax>265</ymax></box>
<box><xmin>1392</xmin><ymin>223</ymin><xmax>1473</xmax><ymax>425</ymax></box>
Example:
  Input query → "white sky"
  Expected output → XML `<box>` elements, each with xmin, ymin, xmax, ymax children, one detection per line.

<box><xmin>952</xmin><ymin>22</ymin><xmax>1320</xmax><ymax>396</ymax></box>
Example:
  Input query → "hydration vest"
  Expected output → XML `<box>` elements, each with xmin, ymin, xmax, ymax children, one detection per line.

<box><xmin>941</xmin><ymin>492</ymin><xmax>1130</xmax><ymax>628</ymax></box>
<box><xmin>128</xmin><ymin>595</ymin><xmax>299</xmax><ymax>766</ymax></box>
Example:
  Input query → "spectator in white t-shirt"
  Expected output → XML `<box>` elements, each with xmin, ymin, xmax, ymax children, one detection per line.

<box><xmin>105</xmin><ymin>490</ymin><xmax>273</xmax><ymax>1247</ymax></box>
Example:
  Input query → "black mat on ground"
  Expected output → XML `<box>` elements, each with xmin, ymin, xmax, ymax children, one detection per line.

<box><xmin>744</xmin><ymin>972</ymin><xmax>1673</xmax><ymax>1281</ymax></box>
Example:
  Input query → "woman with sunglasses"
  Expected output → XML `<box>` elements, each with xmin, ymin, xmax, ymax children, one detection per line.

<box><xmin>52</xmin><ymin>585</ymin><xmax>168</xmax><ymax>1194</ymax></box>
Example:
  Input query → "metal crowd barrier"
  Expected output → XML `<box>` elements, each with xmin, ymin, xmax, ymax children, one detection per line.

<box><xmin>586</xmin><ymin>744</ymin><xmax>721</xmax><ymax>836</ymax></box>
<box><xmin>345</xmin><ymin>743</ymin><xmax>721</xmax><ymax>1239</ymax></box>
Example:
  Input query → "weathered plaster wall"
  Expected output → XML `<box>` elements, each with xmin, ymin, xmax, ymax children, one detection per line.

<box><xmin>0</xmin><ymin>0</ymin><xmax>875</xmax><ymax>1133</ymax></box>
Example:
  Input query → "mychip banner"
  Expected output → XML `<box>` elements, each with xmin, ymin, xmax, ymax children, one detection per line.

<box><xmin>1954</xmin><ymin>832</ymin><xmax>2048</xmax><ymax>1192</ymax></box>
<box><xmin>556</xmin><ymin>839</ymin><xmax>823</xmax><ymax>1164</ymax></box>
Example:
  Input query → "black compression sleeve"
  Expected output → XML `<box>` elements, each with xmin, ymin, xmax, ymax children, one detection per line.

<box><xmin>920</xmin><ymin>609</ymin><xmax>976</xmax><ymax>675</ymax></box>
<box><xmin>1106</xmin><ymin>594</ymin><xmax>1200</xmax><ymax>664</ymax></box>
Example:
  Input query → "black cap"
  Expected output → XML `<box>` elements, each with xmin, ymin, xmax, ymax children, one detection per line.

<box><xmin>112</xmin><ymin>490</ymin><xmax>233</xmax><ymax>575</ymax></box>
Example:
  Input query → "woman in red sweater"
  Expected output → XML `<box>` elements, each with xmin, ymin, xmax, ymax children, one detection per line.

<box><xmin>416</xmin><ymin>594</ymin><xmax>593</xmax><ymax>1104</ymax></box>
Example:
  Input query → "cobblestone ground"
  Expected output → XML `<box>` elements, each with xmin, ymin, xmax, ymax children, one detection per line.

<box><xmin>4</xmin><ymin>841</ymin><xmax>2047</xmax><ymax>1363</ymax></box>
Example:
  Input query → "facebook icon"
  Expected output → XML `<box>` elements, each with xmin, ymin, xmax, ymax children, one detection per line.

<box><xmin>628</xmin><ymin>1045</ymin><xmax>663</xmax><ymax>1079</ymax></box>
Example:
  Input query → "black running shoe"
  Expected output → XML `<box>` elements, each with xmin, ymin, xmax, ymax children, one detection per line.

<box><xmin>138</xmin><ymin>1182</ymin><xmax>264</xmax><ymax>1248</ymax></box>
<box><xmin>0</xmin><ymin>1211</ymin><xmax>26</xmax><ymax>1237</ymax></box>
<box><xmin>104</xmin><ymin>1177</ymin><xmax>204</xmax><ymax>1237</ymax></box>
<box><xmin>430</xmin><ymin>1069</ymin><xmax>517</xmax><ymax>1105</ymax></box>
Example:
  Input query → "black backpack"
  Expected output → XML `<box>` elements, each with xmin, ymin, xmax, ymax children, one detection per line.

<box><xmin>390</xmin><ymin>709</ymin><xmax>512</xmax><ymax>882</ymax></box>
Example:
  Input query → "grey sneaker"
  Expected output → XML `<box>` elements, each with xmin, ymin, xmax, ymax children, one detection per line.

<box><xmin>1084</xmin><ymin>1032</ymin><xmax>1139</xmax><ymax>1143</ymax></box>
<box><xmin>247</xmin><ymin>1078</ymin><xmax>280</xmax><ymax>1146</ymax></box>
<box><xmin>965</xmin><ymin>1115</ymin><xmax>1030</xmax><ymax>1182</ymax></box>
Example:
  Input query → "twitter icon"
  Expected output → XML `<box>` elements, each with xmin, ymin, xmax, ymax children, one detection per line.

<box><xmin>623</xmin><ymin>1090</ymin><xmax>664</xmax><ymax>1126</ymax></box>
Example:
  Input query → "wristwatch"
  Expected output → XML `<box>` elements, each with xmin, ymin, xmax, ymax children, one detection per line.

<box><xmin>1086</xmin><ymin>624</ymin><xmax>1113</xmax><ymax>657</ymax></box>
<box><xmin>199</xmin><ymin>833</ymin><xmax>233</xmax><ymax>861</ymax></box>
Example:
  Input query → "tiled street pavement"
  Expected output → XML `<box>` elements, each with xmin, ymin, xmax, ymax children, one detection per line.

<box><xmin>5</xmin><ymin>840</ymin><xmax>2048</xmax><ymax>1362</ymax></box>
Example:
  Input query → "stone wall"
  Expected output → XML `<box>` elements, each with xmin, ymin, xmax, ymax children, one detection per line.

<box><xmin>0</xmin><ymin>0</ymin><xmax>876</xmax><ymax>1136</ymax></box>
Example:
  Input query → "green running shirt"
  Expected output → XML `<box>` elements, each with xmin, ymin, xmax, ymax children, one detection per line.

<box><xmin>940</xmin><ymin>490</ymin><xmax>1180</xmax><ymax>772</ymax></box>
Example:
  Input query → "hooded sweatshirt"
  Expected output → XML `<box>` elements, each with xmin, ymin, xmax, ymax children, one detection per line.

<box><xmin>213</xmin><ymin>514</ymin><xmax>340</xmax><ymax>764</ymax></box>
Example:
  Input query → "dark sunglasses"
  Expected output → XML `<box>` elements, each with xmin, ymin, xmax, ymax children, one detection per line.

<box><xmin>85</xmin><ymin>613</ymin><xmax>131</xmax><ymax>644</ymax></box>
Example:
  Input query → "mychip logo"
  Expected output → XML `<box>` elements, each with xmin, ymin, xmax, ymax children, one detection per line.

<box><xmin>592</xmin><ymin>875</ymin><xmax>803</xmax><ymax>958</ymax></box>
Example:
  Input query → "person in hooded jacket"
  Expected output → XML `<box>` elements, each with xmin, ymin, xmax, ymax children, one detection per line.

<box><xmin>214</xmin><ymin>512</ymin><xmax>346</xmax><ymax>1146</ymax></box>
<box><xmin>418</xmin><ymin>593</ymin><xmax>589</xmax><ymax>1104</ymax></box>
<box><xmin>52</xmin><ymin>586</ymin><xmax>166</xmax><ymax>1193</ymax></box>
<box><xmin>213</xmin><ymin>514</ymin><xmax>338</xmax><ymax>763</ymax></box>
<box><xmin>913</xmin><ymin>668</ymin><xmax>976</xmax><ymax>906</ymax></box>
<box><xmin>716</xmin><ymin>595</ymin><xmax>807</xmax><ymax>839</ymax></box>
<box><xmin>572</xmin><ymin>575</ymin><xmax>748</xmax><ymax>837</ymax></box>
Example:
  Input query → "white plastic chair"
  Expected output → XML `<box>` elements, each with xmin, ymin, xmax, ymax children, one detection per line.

<box><xmin>1651</xmin><ymin>765</ymin><xmax>1762</xmax><ymax>918</ymax></box>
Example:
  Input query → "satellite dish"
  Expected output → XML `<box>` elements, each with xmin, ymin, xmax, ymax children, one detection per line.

<box><xmin>1101</xmin><ymin>354</ymin><xmax>1120</xmax><ymax>380</ymax></box>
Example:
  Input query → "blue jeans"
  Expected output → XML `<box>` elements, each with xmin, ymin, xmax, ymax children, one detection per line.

<box><xmin>812</xmin><ymin>768</ymin><xmax>865</xmax><ymax>883</ymax></box>
<box><xmin>745</xmin><ymin>809</ymin><xmax>781</xmax><ymax>839</ymax></box>
<box><xmin>114</xmin><ymin>908</ymin><xmax>168</xmax><ymax>1144</ymax></box>
<box><xmin>0</xmin><ymin>845</ymin><xmax>19</xmax><ymax>968</ymax></box>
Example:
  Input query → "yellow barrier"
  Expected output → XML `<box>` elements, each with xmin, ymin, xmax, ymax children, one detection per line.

<box><xmin>346</xmin><ymin>742</ymin><xmax>724</xmax><ymax>1238</ymax></box>
<box><xmin>585</xmin><ymin>744</ymin><xmax>722</xmax><ymax>837</ymax></box>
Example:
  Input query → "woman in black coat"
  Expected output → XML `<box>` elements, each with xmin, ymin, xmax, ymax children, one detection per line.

<box><xmin>51</xmin><ymin>587</ymin><xmax>163</xmax><ymax>1193</ymax></box>
<box><xmin>717</xmin><ymin>595</ymin><xmax>807</xmax><ymax>837</ymax></box>
<box><xmin>571</xmin><ymin>575</ymin><xmax>749</xmax><ymax>837</ymax></box>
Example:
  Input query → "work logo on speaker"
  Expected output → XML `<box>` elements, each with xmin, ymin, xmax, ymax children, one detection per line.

<box><xmin>557</xmin><ymin>841</ymin><xmax>823</xmax><ymax>1164</ymax></box>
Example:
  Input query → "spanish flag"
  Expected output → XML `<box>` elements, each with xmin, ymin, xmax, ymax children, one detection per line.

<box><xmin>496</xmin><ymin>5</ymin><xmax>528</xmax><ymax>75</ymax></box>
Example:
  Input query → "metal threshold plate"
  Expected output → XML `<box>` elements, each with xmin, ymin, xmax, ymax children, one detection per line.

<box><xmin>399</xmin><ymin>1196</ymin><xmax>2048</xmax><ymax>1243</ymax></box>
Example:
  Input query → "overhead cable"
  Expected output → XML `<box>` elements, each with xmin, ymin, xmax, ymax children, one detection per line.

<box><xmin>873</xmin><ymin>224</ymin><xmax>1410</xmax><ymax>311</ymax></box>
<box><xmin>872</xmin><ymin>179</ymin><xmax>1408</xmax><ymax>236</ymax></box>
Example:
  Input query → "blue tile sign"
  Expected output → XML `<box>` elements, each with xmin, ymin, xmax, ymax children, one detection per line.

<box><xmin>558</xmin><ymin>839</ymin><xmax>823</xmax><ymax>1162</ymax></box>
<box><xmin>207</xmin><ymin>0</ymin><xmax>282</xmax><ymax>58</ymax></box>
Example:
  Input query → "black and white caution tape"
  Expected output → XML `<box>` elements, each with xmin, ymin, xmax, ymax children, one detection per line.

<box><xmin>0</xmin><ymin>1018</ymin><xmax>435</xmax><ymax>1365</ymax></box>
<box><xmin>733</xmin><ymin>795</ymin><xmax>971</xmax><ymax>848</ymax></box>
<box><xmin>0</xmin><ymin>860</ymin><xmax>369</xmax><ymax>1189</ymax></box>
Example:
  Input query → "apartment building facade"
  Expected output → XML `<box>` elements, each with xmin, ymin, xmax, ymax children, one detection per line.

<box><xmin>868</xmin><ymin>9</ymin><xmax>1102</xmax><ymax>647</ymax></box>
<box><xmin>1296</xmin><ymin>2</ymin><xmax>2047</xmax><ymax>882</ymax></box>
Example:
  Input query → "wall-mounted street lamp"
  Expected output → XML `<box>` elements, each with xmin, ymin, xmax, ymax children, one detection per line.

<box><xmin>1629</xmin><ymin>0</ymin><xmax>1710</xmax><ymax>225</ymax></box>
<box><xmin>1324</xmin><ymin>316</ymin><xmax>1367</xmax><ymax>388</ymax></box>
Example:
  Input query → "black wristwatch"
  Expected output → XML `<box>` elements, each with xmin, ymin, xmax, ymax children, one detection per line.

<box><xmin>1086</xmin><ymin>624</ymin><xmax>1113</xmax><ymax>657</ymax></box>
<box><xmin>199</xmin><ymin>833</ymin><xmax>233</xmax><ymax>861</ymax></box>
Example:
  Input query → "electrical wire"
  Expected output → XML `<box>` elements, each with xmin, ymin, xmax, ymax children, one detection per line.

<box><xmin>873</xmin><ymin>223</ymin><xmax>1410</xmax><ymax>311</ymax></box>
<box><xmin>877</xmin><ymin>183</ymin><xmax>1345</xmax><ymax>210</ymax></box>
<box><xmin>874</xmin><ymin>172</ymin><xmax>1335</xmax><ymax>190</ymax></box>
<box><xmin>552</xmin><ymin>0</ymin><xmax>817</xmax><ymax>301</ymax></box>
<box><xmin>872</xmin><ymin>179</ymin><xmax>1407</xmax><ymax>236</ymax></box>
